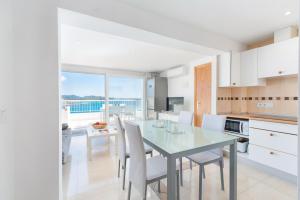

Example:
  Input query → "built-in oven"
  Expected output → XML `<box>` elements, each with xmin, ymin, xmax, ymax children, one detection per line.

<box><xmin>225</xmin><ymin>118</ymin><xmax>249</xmax><ymax>136</ymax></box>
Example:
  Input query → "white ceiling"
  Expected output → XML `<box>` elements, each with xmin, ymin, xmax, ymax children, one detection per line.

<box><xmin>116</xmin><ymin>0</ymin><xmax>299</xmax><ymax>44</ymax></box>
<box><xmin>60</xmin><ymin>25</ymin><xmax>204</xmax><ymax>72</ymax></box>
<box><xmin>61</xmin><ymin>1</ymin><xmax>298</xmax><ymax>72</ymax></box>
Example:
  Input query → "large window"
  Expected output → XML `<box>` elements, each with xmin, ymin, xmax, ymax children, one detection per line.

<box><xmin>61</xmin><ymin>72</ymin><xmax>106</xmax><ymax>128</ymax></box>
<box><xmin>61</xmin><ymin>71</ymin><xmax>144</xmax><ymax>128</ymax></box>
<box><xmin>108</xmin><ymin>76</ymin><xmax>144</xmax><ymax>122</ymax></box>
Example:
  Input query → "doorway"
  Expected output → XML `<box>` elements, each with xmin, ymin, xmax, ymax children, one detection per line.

<box><xmin>194</xmin><ymin>63</ymin><xmax>212</xmax><ymax>126</ymax></box>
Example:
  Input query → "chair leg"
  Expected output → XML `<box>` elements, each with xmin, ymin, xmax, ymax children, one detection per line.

<box><xmin>219</xmin><ymin>160</ymin><xmax>225</xmax><ymax>191</ymax></box>
<box><xmin>190</xmin><ymin>160</ymin><xmax>193</xmax><ymax>169</ymax></box>
<box><xmin>202</xmin><ymin>166</ymin><xmax>206</xmax><ymax>179</ymax></box>
<box><xmin>177</xmin><ymin>172</ymin><xmax>180</xmax><ymax>200</ymax></box>
<box><xmin>122</xmin><ymin>158</ymin><xmax>127</xmax><ymax>190</ymax></box>
<box><xmin>158</xmin><ymin>180</ymin><xmax>161</xmax><ymax>193</ymax></box>
<box><xmin>118</xmin><ymin>159</ymin><xmax>120</xmax><ymax>178</ymax></box>
<box><xmin>199</xmin><ymin>165</ymin><xmax>203</xmax><ymax>200</ymax></box>
<box><xmin>143</xmin><ymin>183</ymin><xmax>147</xmax><ymax>200</ymax></box>
<box><xmin>179</xmin><ymin>157</ymin><xmax>183</xmax><ymax>186</ymax></box>
<box><xmin>127</xmin><ymin>181</ymin><xmax>132</xmax><ymax>200</ymax></box>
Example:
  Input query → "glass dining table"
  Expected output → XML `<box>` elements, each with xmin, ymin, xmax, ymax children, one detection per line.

<box><xmin>136</xmin><ymin>120</ymin><xmax>238</xmax><ymax>200</ymax></box>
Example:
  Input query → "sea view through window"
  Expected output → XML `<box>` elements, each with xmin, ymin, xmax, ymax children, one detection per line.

<box><xmin>61</xmin><ymin>71</ymin><xmax>144</xmax><ymax>127</ymax></box>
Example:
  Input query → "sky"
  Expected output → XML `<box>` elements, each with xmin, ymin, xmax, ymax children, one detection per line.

<box><xmin>61</xmin><ymin>71</ymin><xmax>143</xmax><ymax>98</ymax></box>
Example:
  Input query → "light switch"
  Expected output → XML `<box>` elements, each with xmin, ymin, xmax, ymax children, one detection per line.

<box><xmin>265</xmin><ymin>102</ymin><xmax>274</xmax><ymax>108</ymax></box>
<box><xmin>256</xmin><ymin>102</ymin><xmax>273</xmax><ymax>108</ymax></box>
<box><xmin>0</xmin><ymin>108</ymin><xmax>7</xmax><ymax>124</ymax></box>
<box><xmin>256</xmin><ymin>102</ymin><xmax>263</xmax><ymax>108</ymax></box>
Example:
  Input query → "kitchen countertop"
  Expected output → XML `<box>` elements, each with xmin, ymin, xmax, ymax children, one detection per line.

<box><xmin>224</xmin><ymin>113</ymin><xmax>298</xmax><ymax>125</ymax></box>
<box><xmin>160</xmin><ymin>111</ymin><xmax>180</xmax><ymax>115</ymax></box>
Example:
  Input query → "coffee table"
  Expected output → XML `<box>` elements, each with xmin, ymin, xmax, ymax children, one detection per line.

<box><xmin>86</xmin><ymin>125</ymin><xmax>119</xmax><ymax>161</ymax></box>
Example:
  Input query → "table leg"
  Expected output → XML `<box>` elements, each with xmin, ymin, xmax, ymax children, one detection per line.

<box><xmin>88</xmin><ymin>137</ymin><xmax>92</xmax><ymax>161</ymax></box>
<box><xmin>167</xmin><ymin>156</ymin><xmax>176</xmax><ymax>200</ymax></box>
<box><xmin>229</xmin><ymin>141</ymin><xmax>237</xmax><ymax>200</ymax></box>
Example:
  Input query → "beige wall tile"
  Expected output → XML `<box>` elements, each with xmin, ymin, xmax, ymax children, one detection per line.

<box><xmin>281</xmin><ymin>76</ymin><xmax>298</xmax><ymax>97</ymax></box>
<box><xmin>264</xmin><ymin>78</ymin><xmax>282</xmax><ymax>97</ymax></box>
<box><xmin>217</xmin><ymin>88</ymin><xmax>232</xmax><ymax>113</ymax></box>
<box><xmin>217</xmin><ymin>77</ymin><xmax>298</xmax><ymax>117</ymax></box>
<box><xmin>247</xmin><ymin>87</ymin><xmax>259</xmax><ymax>98</ymax></box>
<box><xmin>247</xmin><ymin>101</ymin><xmax>257</xmax><ymax>114</ymax></box>
<box><xmin>281</xmin><ymin>100</ymin><xmax>298</xmax><ymax>116</ymax></box>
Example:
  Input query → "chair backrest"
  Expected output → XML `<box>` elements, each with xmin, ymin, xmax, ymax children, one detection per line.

<box><xmin>114</xmin><ymin>115</ymin><xmax>126</xmax><ymax>166</ymax></box>
<box><xmin>178</xmin><ymin>111</ymin><xmax>194</xmax><ymax>125</ymax></box>
<box><xmin>124</xmin><ymin>121</ymin><xmax>147</xmax><ymax>197</ymax></box>
<box><xmin>202</xmin><ymin>114</ymin><xmax>226</xmax><ymax>156</ymax></box>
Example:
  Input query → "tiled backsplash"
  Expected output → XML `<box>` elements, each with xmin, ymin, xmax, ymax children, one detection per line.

<box><xmin>217</xmin><ymin>76</ymin><xmax>298</xmax><ymax>116</ymax></box>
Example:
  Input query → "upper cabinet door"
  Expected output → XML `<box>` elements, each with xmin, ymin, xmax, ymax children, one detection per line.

<box><xmin>258</xmin><ymin>37</ymin><xmax>299</xmax><ymax>78</ymax></box>
<box><xmin>218</xmin><ymin>52</ymin><xmax>240</xmax><ymax>87</ymax></box>
<box><xmin>218</xmin><ymin>52</ymin><xmax>231</xmax><ymax>87</ymax></box>
<box><xmin>230</xmin><ymin>52</ymin><xmax>240</xmax><ymax>87</ymax></box>
<box><xmin>240</xmin><ymin>49</ymin><xmax>266</xmax><ymax>86</ymax></box>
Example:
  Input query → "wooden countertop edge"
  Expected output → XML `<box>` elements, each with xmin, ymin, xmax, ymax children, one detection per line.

<box><xmin>226</xmin><ymin>114</ymin><xmax>250</xmax><ymax>120</ymax></box>
<box><xmin>249</xmin><ymin>117</ymin><xmax>298</xmax><ymax>125</ymax></box>
<box><xmin>225</xmin><ymin>114</ymin><xmax>298</xmax><ymax>125</ymax></box>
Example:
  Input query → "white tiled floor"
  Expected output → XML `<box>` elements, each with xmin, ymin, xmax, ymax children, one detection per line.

<box><xmin>63</xmin><ymin>135</ymin><xmax>297</xmax><ymax>200</ymax></box>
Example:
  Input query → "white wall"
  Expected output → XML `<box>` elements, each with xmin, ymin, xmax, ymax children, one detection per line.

<box><xmin>9</xmin><ymin>1</ymin><xmax>244</xmax><ymax>200</ymax></box>
<box><xmin>13</xmin><ymin>1</ymin><xmax>60</xmax><ymax>200</ymax></box>
<box><xmin>167</xmin><ymin>57</ymin><xmax>218</xmax><ymax>114</ymax></box>
<box><xmin>298</xmin><ymin>4</ymin><xmax>300</xmax><ymax>199</ymax></box>
<box><xmin>0</xmin><ymin>0</ymin><xmax>14</xmax><ymax>200</ymax></box>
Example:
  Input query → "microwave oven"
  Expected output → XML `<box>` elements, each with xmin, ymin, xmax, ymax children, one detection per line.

<box><xmin>225</xmin><ymin>118</ymin><xmax>249</xmax><ymax>136</ymax></box>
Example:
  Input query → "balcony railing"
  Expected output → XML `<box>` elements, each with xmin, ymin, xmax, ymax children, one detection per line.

<box><xmin>62</xmin><ymin>99</ymin><xmax>143</xmax><ymax>127</ymax></box>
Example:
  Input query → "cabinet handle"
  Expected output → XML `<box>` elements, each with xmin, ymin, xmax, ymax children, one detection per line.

<box><xmin>278</xmin><ymin>70</ymin><xmax>283</xmax><ymax>74</ymax></box>
<box><xmin>269</xmin><ymin>133</ymin><xmax>274</xmax><ymax>136</ymax></box>
<box><xmin>232</xmin><ymin>83</ymin><xmax>236</xmax><ymax>86</ymax></box>
<box><xmin>269</xmin><ymin>151</ymin><xmax>275</xmax><ymax>155</ymax></box>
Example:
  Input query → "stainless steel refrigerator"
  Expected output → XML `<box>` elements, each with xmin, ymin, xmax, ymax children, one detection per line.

<box><xmin>146</xmin><ymin>77</ymin><xmax>168</xmax><ymax>119</ymax></box>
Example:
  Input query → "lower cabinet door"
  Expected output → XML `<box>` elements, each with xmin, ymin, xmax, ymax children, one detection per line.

<box><xmin>249</xmin><ymin>144</ymin><xmax>297</xmax><ymax>175</ymax></box>
<box><xmin>249</xmin><ymin>128</ymin><xmax>297</xmax><ymax>155</ymax></box>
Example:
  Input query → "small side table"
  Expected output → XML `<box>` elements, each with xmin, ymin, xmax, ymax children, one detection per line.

<box><xmin>87</xmin><ymin>126</ymin><xmax>119</xmax><ymax>161</ymax></box>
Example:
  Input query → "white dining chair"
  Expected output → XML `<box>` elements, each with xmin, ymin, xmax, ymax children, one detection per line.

<box><xmin>178</xmin><ymin>111</ymin><xmax>194</xmax><ymax>125</ymax></box>
<box><xmin>177</xmin><ymin>110</ymin><xmax>194</xmax><ymax>185</ymax></box>
<box><xmin>114</xmin><ymin>115</ymin><xmax>153</xmax><ymax>190</ymax></box>
<box><xmin>124</xmin><ymin>121</ymin><xmax>180</xmax><ymax>200</ymax></box>
<box><xmin>187</xmin><ymin>114</ymin><xmax>226</xmax><ymax>200</ymax></box>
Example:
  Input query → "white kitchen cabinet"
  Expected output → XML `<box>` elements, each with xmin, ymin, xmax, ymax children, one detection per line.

<box><xmin>249</xmin><ymin>128</ymin><xmax>297</xmax><ymax>155</ymax></box>
<box><xmin>249</xmin><ymin>119</ymin><xmax>298</xmax><ymax>175</ymax></box>
<box><xmin>231</xmin><ymin>52</ymin><xmax>240</xmax><ymax>86</ymax></box>
<box><xmin>240</xmin><ymin>49</ymin><xmax>266</xmax><ymax>86</ymax></box>
<box><xmin>249</xmin><ymin>120</ymin><xmax>298</xmax><ymax>135</ymax></box>
<box><xmin>258</xmin><ymin>37</ymin><xmax>299</xmax><ymax>78</ymax></box>
<box><xmin>218</xmin><ymin>52</ymin><xmax>240</xmax><ymax>87</ymax></box>
<box><xmin>249</xmin><ymin>144</ymin><xmax>297</xmax><ymax>175</ymax></box>
<box><xmin>218</xmin><ymin>52</ymin><xmax>231</xmax><ymax>87</ymax></box>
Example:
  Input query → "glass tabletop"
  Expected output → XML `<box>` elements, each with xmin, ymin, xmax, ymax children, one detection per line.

<box><xmin>136</xmin><ymin>120</ymin><xmax>237</xmax><ymax>155</ymax></box>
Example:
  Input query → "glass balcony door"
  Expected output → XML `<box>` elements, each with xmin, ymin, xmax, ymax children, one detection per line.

<box><xmin>61</xmin><ymin>71</ymin><xmax>144</xmax><ymax>128</ymax></box>
<box><xmin>61</xmin><ymin>71</ymin><xmax>106</xmax><ymax>128</ymax></box>
<box><xmin>108</xmin><ymin>76</ymin><xmax>144</xmax><ymax>122</ymax></box>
